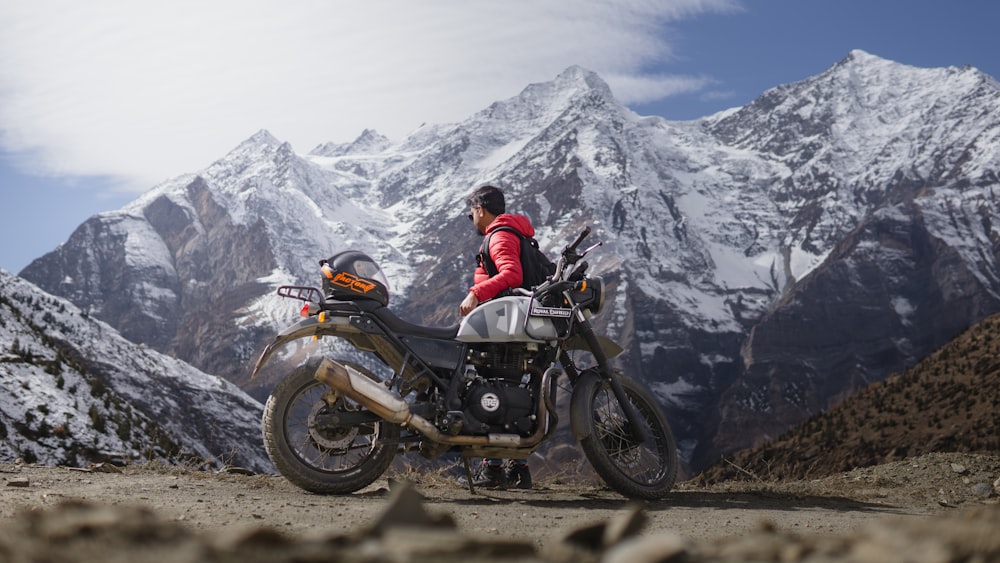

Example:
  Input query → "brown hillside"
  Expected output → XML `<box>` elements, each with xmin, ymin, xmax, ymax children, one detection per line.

<box><xmin>696</xmin><ymin>313</ymin><xmax>1000</xmax><ymax>483</ymax></box>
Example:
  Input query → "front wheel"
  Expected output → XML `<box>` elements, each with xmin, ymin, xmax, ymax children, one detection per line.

<box><xmin>262</xmin><ymin>359</ymin><xmax>399</xmax><ymax>494</ymax></box>
<box><xmin>571</xmin><ymin>370</ymin><xmax>678</xmax><ymax>500</ymax></box>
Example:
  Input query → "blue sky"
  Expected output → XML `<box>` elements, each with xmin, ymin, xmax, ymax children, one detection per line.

<box><xmin>2</xmin><ymin>0</ymin><xmax>998</xmax><ymax>274</ymax></box>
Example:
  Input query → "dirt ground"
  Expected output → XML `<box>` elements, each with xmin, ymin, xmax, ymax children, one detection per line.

<box><xmin>1</xmin><ymin>451</ymin><xmax>998</xmax><ymax>562</ymax></box>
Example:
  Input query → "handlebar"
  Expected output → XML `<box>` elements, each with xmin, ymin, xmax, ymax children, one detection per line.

<box><xmin>564</xmin><ymin>226</ymin><xmax>591</xmax><ymax>256</ymax></box>
<box><xmin>534</xmin><ymin>227</ymin><xmax>600</xmax><ymax>296</ymax></box>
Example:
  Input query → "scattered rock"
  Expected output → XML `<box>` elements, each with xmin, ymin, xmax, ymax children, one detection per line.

<box><xmin>363</xmin><ymin>480</ymin><xmax>456</xmax><ymax>535</ymax></box>
<box><xmin>559</xmin><ymin>518</ymin><xmax>607</xmax><ymax>551</ymax></box>
<box><xmin>378</xmin><ymin>527</ymin><xmax>537</xmax><ymax>561</ymax></box>
<box><xmin>602</xmin><ymin>504</ymin><xmax>647</xmax><ymax>547</ymax></box>
<box><xmin>950</xmin><ymin>463</ymin><xmax>967</xmax><ymax>475</ymax></box>
<box><xmin>547</xmin><ymin>503</ymin><xmax>649</xmax><ymax>562</ymax></box>
<box><xmin>603</xmin><ymin>533</ymin><xmax>686</xmax><ymax>563</ymax></box>
<box><xmin>212</xmin><ymin>526</ymin><xmax>291</xmax><ymax>551</ymax></box>
<box><xmin>90</xmin><ymin>462</ymin><xmax>123</xmax><ymax>474</ymax></box>
<box><xmin>217</xmin><ymin>466</ymin><xmax>255</xmax><ymax>476</ymax></box>
<box><xmin>971</xmin><ymin>482</ymin><xmax>993</xmax><ymax>499</ymax></box>
<box><xmin>690</xmin><ymin>504</ymin><xmax>1000</xmax><ymax>563</ymax></box>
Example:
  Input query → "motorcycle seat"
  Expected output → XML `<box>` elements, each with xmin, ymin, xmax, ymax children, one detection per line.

<box><xmin>372</xmin><ymin>307</ymin><xmax>459</xmax><ymax>340</ymax></box>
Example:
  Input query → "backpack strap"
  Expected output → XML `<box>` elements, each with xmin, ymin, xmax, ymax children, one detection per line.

<box><xmin>477</xmin><ymin>226</ymin><xmax>522</xmax><ymax>279</ymax></box>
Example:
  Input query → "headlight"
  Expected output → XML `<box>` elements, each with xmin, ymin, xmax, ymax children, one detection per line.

<box><xmin>569</xmin><ymin>276</ymin><xmax>605</xmax><ymax>315</ymax></box>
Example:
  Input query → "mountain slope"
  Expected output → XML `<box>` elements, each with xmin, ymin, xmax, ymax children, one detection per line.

<box><xmin>696</xmin><ymin>311</ymin><xmax>1000</xmax><ymax>483</ymax></box>
<box><xmin>18</xmin><ymin>53</ymin><xmax>1000</xmax><ymax>474</ymax></box>
<box><xmin>0</xmin><ymin>270</ymin><xmax>270</xmax><ymax>471</ymax></box>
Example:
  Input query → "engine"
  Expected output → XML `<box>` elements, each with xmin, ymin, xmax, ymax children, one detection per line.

<box><xmin>454</xmin><ymin>343</ymin><xmax>543</xmax><ymax>435</ymax></box>
<box><xmin>461</xmin><ymin>378</ymin><xmax>534</xmax><ymax>435</ymax></box>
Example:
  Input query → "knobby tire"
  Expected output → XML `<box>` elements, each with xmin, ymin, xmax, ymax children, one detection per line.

<box><xmin>573</xmin><ymin>371</ymin><xmax>678</xmax><ymax>500</ymax></box>
<box><xmin>262</xmin><ymin>359</ymin><xmax>399</xmax><ymax>494</ymax></box>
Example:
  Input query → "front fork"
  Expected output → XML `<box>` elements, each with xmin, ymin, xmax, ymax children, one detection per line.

<box><xmin>564</xmin><ymin>314</ymin><xmax>651</xmax><ymax>445</ymax></box>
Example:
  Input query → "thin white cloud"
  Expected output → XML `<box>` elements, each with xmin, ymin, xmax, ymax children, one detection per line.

<box><xmin>606</xmin><ymin>73</ymin><xmax>716</xmax><ymax>105</ymax></box>
<box><xmin>700</xmin><ymin>90</ymin><xmax>738</xmax><ymax>102</ymax></box>
<box><xmin>0</xmin><ymin>0</ymin><xmax>739</xmax><ymax>190</ymax></box>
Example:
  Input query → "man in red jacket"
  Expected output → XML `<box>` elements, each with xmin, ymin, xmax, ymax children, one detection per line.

<box><xmin>459</xmin><ymin>184</ymin><xmax>533</xmax><ymax>489</ymax></box>
<box><xmin>459</xmin><ymin>184</ymin><xmax>535</xmax><ymax>316</ymax></box>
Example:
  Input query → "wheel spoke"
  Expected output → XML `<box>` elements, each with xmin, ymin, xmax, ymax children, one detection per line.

<box><xmin>284</xmin><ymin>382</ymin><xmax>387</xmax><ymax>474</ymax></box>
<box><xmin>263</xmin><ymin>360</ymin><xmax>401</xmax><ymax>494</ymax></box>
<box><xmin>593</xmin><ymin>382</ymin><xmax>669</xmax><ymax>484</ymax></box>
<box><xmin>574</xmin><ymin>369</ymin><xmax>677</xmax><ymax>499</ymax></box>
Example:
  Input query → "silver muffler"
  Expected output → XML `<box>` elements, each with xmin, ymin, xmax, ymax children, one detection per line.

<box><xmin>313</xmin><ymin>358</ymin><xmax>412</xmax><ymax>425</ymax></box>
<box><xmin>313</xmin><ymin>358</ymin><xmax>555</xmax><ymax>448</ymax></box>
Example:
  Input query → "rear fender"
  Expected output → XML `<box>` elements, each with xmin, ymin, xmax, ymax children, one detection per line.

<box><xmin>250</xmin><ymin>315</ymin><xmax>356</xmax><ymax>380</ymax></box>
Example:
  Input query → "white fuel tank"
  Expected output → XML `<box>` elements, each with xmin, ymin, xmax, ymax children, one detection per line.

<box><xmin>456</xmin><ymin>296</ymin><xmax>560</xmax><ymax>343</ymax></box>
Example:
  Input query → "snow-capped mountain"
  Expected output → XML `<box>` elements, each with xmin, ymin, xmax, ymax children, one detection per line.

<box><xmin>0</xmin><ymin>270</ymin><xmax>270</xmax><ymax>471</ymax></box>
<box><xmin>20</xmin><ymin>51</ymin><xmax>1000</xmax><ymax>473</ymax></box>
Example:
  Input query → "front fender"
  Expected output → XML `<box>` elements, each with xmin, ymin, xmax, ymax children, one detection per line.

<box><xmin>250</xmin><ymin>316</ymin><xmax>330</xmax><ymax>380</ymax></box>
<box><xmin>569</xmin><ymin>369</ymin><xmax>602</xmax><ymax>441</ymax></box>
<box><xmin>562</xmin><ymin>334</ymin><xmax>624</xmax><ymax>358</ymax></box>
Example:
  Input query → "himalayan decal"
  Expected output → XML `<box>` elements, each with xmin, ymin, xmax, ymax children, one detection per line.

<box><xmin>331</xmin><ymin>271</ymin><xmax>377</xmax><ymax>294</ymax></box>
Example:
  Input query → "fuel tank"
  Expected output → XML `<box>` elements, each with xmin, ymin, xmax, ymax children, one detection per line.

<box><xmin>456</xmin><ymin>296</ymin><xmax>561</xmax><ymax>343</ymax></box>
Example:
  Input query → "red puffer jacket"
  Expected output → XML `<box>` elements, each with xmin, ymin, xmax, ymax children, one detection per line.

<box><xmin>469</xmin><ymin>213</ymin><xmax>535</xmax><ymax>302</ymax></box>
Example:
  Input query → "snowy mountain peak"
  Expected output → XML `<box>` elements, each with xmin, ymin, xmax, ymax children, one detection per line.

<box><xmin>826</xmin><ymin>48</ymin><xmax>994</xmax><ymax>98</ymax></box>
<box><xmin>477</xmin><ymin>65</ymin><xmax>620</xmax><ymax>126</ymax></box>
<box><xmin>240</xmin><ymin>129</ymin><xmax>283</xmax><ymax>149</ymax></box>
<box><xmin>707</xmin><ymin>49</ymin><xmax>1000</xmax><ymax>178</ymax></box>
<box><xmin>309</xmin><ymin>128</ymin><xmax>392</xmax><ymax>157</ymax></box>
<box><xmin>839</xmin><ymin>48</ymin><xmax>990</xmax><ymax>83</ymax></box>
<box><xmin>536</xmin><ymin>65</ymin><xmax>617</xmax><ymax>109</ymax></box>
<box><xmin>553</xmin><ymin>65</ymin><xmax>615</xmax><ymax>97</ymax></box>
<box><xmin>841</xmin><ymin>48</ymin><xmax>888</xmax><ymax>66</ymax></box>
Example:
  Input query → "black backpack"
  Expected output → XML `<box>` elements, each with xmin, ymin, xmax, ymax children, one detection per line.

<box><xmin>478</xmin><ymin>226</ymin><xmax>556</xmax><ymax>291</ymax></box>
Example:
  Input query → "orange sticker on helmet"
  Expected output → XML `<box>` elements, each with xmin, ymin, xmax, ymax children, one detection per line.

<box><xmin>330</xmin><ymin>271</ymin><xmax>377</xmax><ymax>294</ymax></box>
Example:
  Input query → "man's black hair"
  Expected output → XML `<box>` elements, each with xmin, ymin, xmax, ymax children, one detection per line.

<box><xmin>465</xmin><ymin>184</ymin><xmax>505</xmax><ymax>216</ymax></box>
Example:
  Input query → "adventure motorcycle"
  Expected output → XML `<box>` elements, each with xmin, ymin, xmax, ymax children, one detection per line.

<box><xmin>251</xmin><ymin>227</ymin><xmax>678</xmax><ymax>499</ymax></box>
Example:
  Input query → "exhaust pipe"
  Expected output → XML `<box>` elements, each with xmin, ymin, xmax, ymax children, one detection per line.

<box><xmin>314</xmin><ymin>358</ymin><xmax>555</xmax><ymax>448</ymax></box>
<box><xmin>314</xmin><ymin>359</ymin><xmax>412</xmax><ymax>425</ymax></box>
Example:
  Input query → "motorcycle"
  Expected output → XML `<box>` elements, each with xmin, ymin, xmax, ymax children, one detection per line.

<box><xmin>251</xmin><ymin>227</ymin><xmax>678</xmax><ymax>499</ymax></box>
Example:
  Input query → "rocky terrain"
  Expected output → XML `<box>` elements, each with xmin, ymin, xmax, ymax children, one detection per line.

<box><xmin>1</xmin><ymin>451</ymin><xmax>998</xmax><ymax>562</ymax></box>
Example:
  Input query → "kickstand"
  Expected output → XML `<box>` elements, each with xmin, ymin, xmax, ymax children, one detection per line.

<box><xmin>463</xmin><ymin>457</ymin><xmax>477</xmax><ymax>495</ymax></box>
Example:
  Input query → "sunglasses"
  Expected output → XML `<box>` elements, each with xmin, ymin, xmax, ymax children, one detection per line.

<box><xmin>467</xmin><ymin>205</ymin><xmax>480</xmax><ymax>222</ymax></box>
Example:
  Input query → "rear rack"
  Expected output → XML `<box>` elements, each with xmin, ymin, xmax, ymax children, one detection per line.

<box><xmin>276</xmin><ymin>285</ymin><xmax>323</xmax><ymax>303</ymax></box>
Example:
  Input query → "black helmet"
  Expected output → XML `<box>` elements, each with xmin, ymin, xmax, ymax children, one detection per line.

<box><xmin>320</xmin><ymin>250</ymin><xmax>390</xmax><ymax>306</ymax></box>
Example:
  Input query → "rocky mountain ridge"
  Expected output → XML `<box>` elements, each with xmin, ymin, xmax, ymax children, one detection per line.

<box><xmin>18</xmin><ymin>51</ymin><xmax>1000</xmax><ymax>474</ymax></box>
<box><xmin>0</xmin><ymin>270</ymin><xmax>270</xmax><ymax>471</ymax></box>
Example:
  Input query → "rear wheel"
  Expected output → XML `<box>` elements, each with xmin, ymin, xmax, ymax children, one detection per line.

<box><xmin>262</xmin><ymin>359</ymin><xmax>399</xmax><ymax>494</ymax></box>
<box><xmin>571</xmin><ymin>370</ymin><xmax>678</xmax><ymax>500</ymax></box>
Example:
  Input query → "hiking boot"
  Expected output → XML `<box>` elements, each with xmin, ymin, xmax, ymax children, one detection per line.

<box><xmin>471</xmin><ymin>462</ymin><xmax>507</xmax><ymax>489</ymax></box>
<box><xmin>505</xmin><ymin>461</ymin><xmax>532</xmax><ymax>489</ymax></box>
